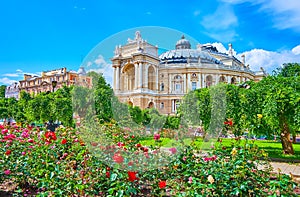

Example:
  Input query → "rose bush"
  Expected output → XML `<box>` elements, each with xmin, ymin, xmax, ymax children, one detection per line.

<box><xmin>0</xmin><ymin>123</ymin><xmax>298</xmax><ymax>196</ymax></box>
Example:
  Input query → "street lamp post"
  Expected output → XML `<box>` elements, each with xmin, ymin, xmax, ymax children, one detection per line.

<box><xmin>52</xmin><ymin>81</ymin><xmax>57</xmax><ymax>92</ymax></box>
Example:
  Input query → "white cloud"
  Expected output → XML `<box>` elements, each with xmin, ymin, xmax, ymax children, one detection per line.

<box><xmin>84</xmin><ymin>55</ymin><xmax>113</xmax><ymax>85</ymax></box>
<box><xmin>16</xmin><ymin>69</ymin><xmax>23</xmax><ymax>73</ymax></box>
<box><xmin>241</xmin><ymin>48</ymin><xmax>300</xmax><ymax>73</ymax></box>
<box><xmin>86</xmin><ymin>61</ymin><xmax>92</xmax><ymax>67</ymax></box>
<box><xmin>94</xmin><ymin>55</ymin><xmax>110</xmax><ymax>67</ymax></box>
<box><xmin>202</xmin><ymin>5</ymin><xmax>238</xmax><ymax>30</ymax></box>
<box><xmin>201</xmin><ymin>4</ymin><xmax>238</xmax><ymax>42</ymax></box>
<box><xmin>3</xmin><ymin>73</ymin><xmax>19</xmax><ymax>77</ymax></box>
<box><xmin>146</xmin><ymin>11</ymin><xmax>152</xmax><ymax>15</ymax></box>
<box><xmin>204</xmin><ymin>42</ymin><xmax>300</xmax><ymax>73</ymax></box>
<box><xmin>292</xmin><ymin>45</ymin><xmax>300</xmax><ymax>55</ymax></box>
<box><xmin>257</xmin><ymin>0</ymin><xmax>300</xmax><ymax>31</ymax></box>
<box><xmin>220</xmin><ymin>0</ymin><xmax>300</xmax><ymax>32</ymax></box>
<box><xmin>0</xmin><ymin>77</ymin><xmax>17</xmax><ymax>85</ymax></box>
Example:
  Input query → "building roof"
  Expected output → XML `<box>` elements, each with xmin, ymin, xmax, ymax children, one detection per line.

<box><xmin>160</xmin><ymin>36</ymin><xmax>222</xmax><ymax>64</ymax></box>
<box><xmin>159</xmin><ymin>49</ymin><xmax>222</xmax><ymax>64</ymax></box>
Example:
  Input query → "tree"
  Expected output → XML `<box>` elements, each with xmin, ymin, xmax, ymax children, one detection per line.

<box><xmin>273</xmin><ymin>63</ymin><xmax>300</xmax><ymax>143</ymax></box>
<box><xmin>128</xmin><ymin>105</ymin><xmax>143</xmax><ymax>125</ymax></box>
<box><xmin>180</xmin><ymin>88</ymin><xmax>211</xmax><ymax>138</ymax></box>
<box><xmin>14</xmin><ymin>91</ymin><xmax>32</xmax><ymax>124</ymax></box>
<box><xmin>93</xmin><ymin>73</ymin><xmax>114</xmax><ymax>123</ymax></box>
<box><xmin>51</xmin><ymin>86</ymin><xmax>74</xmax><ymax>127</ymax></box>
<box><xmin>0</xmin><ymin>85</ymin><xmax>6</xmax><ymax>98</ymax></box>
<box><xmin>273</xmin><ymin>63</ymin><xmax>300</xmax><ymax>77</ymax></box>
<box><xmin>249</xmin><ymin>76</ymin><xmax>299</xmax><ymax>154</ymax></box>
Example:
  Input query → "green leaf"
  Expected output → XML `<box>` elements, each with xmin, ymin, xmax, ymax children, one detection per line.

<box><xmin>110</xmin><ymin>173</ymin><xmax>117</xmax><ymax>181</ymax></box>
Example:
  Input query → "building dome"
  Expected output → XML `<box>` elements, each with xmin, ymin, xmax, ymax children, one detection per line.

<box><xmin>160</xmin><ymin>35</ymin><xmax>221</xmax><ymax>64</ymax></box>
<box><xmin>159</xmin><ymin>49</ymin><xmax>221</xmax><ymax>64</ymax></box>
<box><xmin>175</xmin><ymin>35</ymin><xmax>191</xmax><ymax>49</ymax></box>
<box><xmin>77</xmin><ymin>66</ymin><xmax>87</xmax><ymax>76</ymax></box>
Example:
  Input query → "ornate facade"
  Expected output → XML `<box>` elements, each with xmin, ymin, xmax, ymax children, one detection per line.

<box><xmin>18</xmin><ymin>67</ymin><xmax>91</xmax><ymax>95</ymax></box>
<box><xmin>112</xmin><ymin>31</ymin><xmax>267</xmax><ymax>115</ymax></box>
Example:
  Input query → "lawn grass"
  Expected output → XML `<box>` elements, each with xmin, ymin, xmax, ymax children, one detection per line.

<box><xmin>139</xmin><ymin>137</ymin><xmax>300</xmax><ymax>162</ymax></box>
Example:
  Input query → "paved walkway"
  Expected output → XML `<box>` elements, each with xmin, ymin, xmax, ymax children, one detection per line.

<box><xmin>269</xmin><ymin>162</ymin><xmax>300</xmax><ymax>177</ymax></box>
<box><xmin>258</xmin><ymin>162</ymin><xmax>300</xmax><ymax>183</ymax></box>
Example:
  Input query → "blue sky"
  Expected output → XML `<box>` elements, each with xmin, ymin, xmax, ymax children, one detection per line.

<box><xmin>1</xmin><ymin>0</ymin><xmax>300</xmax><ymax>85</ymax></box>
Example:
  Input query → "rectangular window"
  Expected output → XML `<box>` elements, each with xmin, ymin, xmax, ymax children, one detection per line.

<box><xmin>160</xmin><ymin>102</ymin><xmax>164</xmax><ymax>109</ymax></box>
<box><xmin>175</xmin><ymin>83</ymin><xmax>181</xmax><ymax>91</ymax></box>
<box><xmin>175</xmin><ymin>100</ymin><xmax>180</xmax><ymax>112</ymax></box>
<box><xmin>192</xmin><ymin>82</ymin><xmax>197</xmax><ymax>90</ymax></box>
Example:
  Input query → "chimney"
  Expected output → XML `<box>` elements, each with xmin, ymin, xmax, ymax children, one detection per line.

<box><xmin>24</xmin><ymin>74</ymin><xmax>32</xmax><ymax>80</ymax></box>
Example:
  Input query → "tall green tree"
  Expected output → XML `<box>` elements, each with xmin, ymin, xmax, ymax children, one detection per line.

<box><xmin>273</xmin><ymin>63</ymin><xmax>300</xmax><ymax>77</ymax></box>
<box><xmin>93</xmin><ymin>73</ymin><xmax>114</xmax><ymax>123</ymax></box>
<box><xmin>51</xmin><ymin>86</ymin><xmax>74</xmax><ymax>126</ymax></box>
<box><xmin>247</xmin><ymin>76</ymin><xmax>299</xmax><ymax>154</ymax></box>
<box><xmin>0</xmin><ymin>85</ymin><xmax>6</xmax><ymax>98</ymax></box>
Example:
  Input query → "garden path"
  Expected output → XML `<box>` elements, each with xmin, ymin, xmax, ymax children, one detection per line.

<box><xmin>269</xmin><ymin>162</ymin><xmax>300</xmax><ymax>177</ymax></box>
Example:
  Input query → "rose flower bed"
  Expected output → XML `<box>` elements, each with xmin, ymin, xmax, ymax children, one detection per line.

<box><xmin>0</xmin><ymin>123</ymin><xmax>298</xmax><ymax>196</ymax></box>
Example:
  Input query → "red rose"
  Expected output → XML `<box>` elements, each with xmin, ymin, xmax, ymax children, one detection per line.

<box><xmin>136</xmin><ymin>143</ymin><xmax>141</xmax><ymax>147</ymax></box>
<box><xmin>159</xmin><ymin>181</ymin><xmax>166</xmax><ymax>189</ymax></box>
<box><xmin>5</xmin><ymin>150</ymin><xmax>11</xmax><ymax>155</ymax></box>
<box><xmin>106</xmin><ymin>171</ymin><xmax>110</xmax><ymax>178</ymax></box>
<box><xmin>61</xmin><ymin>139</ymin><xmax>67</xmax><ymax>145</ymax></box>
<box><xmin>113</xmin><ymin>153</ymin><xmax>124</xmax><ymax>164</ymax></box>
<box><xmin>45</xmin><ymin>132</ymin><xmax>57</xmax><ymax>142</ymax></box>
<box><xmin>128</xmin><ymin>171</ymin><xmax>138</xmax><ymax>182</ymax></box>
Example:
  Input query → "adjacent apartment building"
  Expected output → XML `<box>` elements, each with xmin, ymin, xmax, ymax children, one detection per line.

<box><xmin>5</xmin><ymin>67</ymin><xmax>91</xmax><ymax>98</ymax></box>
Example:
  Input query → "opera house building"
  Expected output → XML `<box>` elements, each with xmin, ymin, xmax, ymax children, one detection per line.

<box><xmin>111</xmin><ymin>31</ymin><xmax>266</xmax><ymax>115</ymax></box>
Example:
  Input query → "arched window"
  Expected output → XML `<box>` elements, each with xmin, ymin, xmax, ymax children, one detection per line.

<box><xmin>128</xmin><ymin>101</ymin><xmax>133</xmax><ymax>106</ymax></box>
<box><xmin>219</xmin><ymin>76</ymin><xmax>226</xmax><ymax>83</ymax></box>
<box><xmin>148</xmin><ymin>102</ymin><xmax>154</xmax><ymax>108</ymax></box>
<box><xmin>174</xmin><ymin>75</ymin><xmax>182</xmax><ymax>80</ymax></box>
<box><xmin>231</xmin><ymin>77</ymin><xmax>236</xmax><ymax>84</ymax></box>
<box><xmin>206</xmin><ymin>75</ymin><xmax>213</xmax><ymax>87</ymax></box>
<box><xmin>122</xmin><ymin>64</ymin><xmax>135</xmax><ymax>91</ymax></box>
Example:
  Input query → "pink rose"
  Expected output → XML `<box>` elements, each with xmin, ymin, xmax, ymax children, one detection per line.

<box><xmin>4</xmin><ymin>169</ymin><xmax>11</xmax><ymax>175</ymax></box>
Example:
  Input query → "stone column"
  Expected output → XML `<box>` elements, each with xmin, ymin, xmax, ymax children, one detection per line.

<box><xmin>144</xmin><ymin>64</ymin><xmax>149</xmax><ymax>89</ymax></box>
<box><xmin>187</xmin><ymin>73</ymin><xmax>191</xmax><ymax>91</ymax></box>
<box><xmin>171</xmin><ymin>99</ymin><xmax>174</xmax><ymax>113</ymax></box>
<box><xmin>116</xmin><ymin>66</ymin><xmax>120</xmax><ymax>90</ymax></box>
<box><xmin>215</xmin><ymin>74</ymin><xmax>219</xmax><ymax>85</ymax></box>
<box><xmin>227</xmin><ymin>76</ymin><xmax>231</xmax><ymax>84</ymax></box>
<box><xmin>183</xmin><ymin>74</ymin><xmax>186</xmax><ymax>93</ymax></box>
<box><xmin>198</xmin><ymin>73</ymin><xmax>201</xmax><ymax>89</ymax></box>
<box><xmin>169</xmin><ymin>74</ymin><xmax>172</xmax><ymax>93</ymax></box>
<box><xmin>134</xmin><ymin>63</ymin><xmax>138</xmax><ymax>89</ymax></box>
<box><xmin>139</xmin><ymin>62</ymin><xmax>143</xmax><ymax>88</ymax></box>
<box><xmin>156</xmin><ymin>68</ymin><xmax>159</xmax><ymax>91</ymax></box>
<box><xmin>113</xmin><ymin>66</ymin><xmax>116</xmax><ymax>90</ymax></box>
<box><xmin>201</xmin><ymin>73</ymin><xmax>205</xmax><ymax>88</ymax></box>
